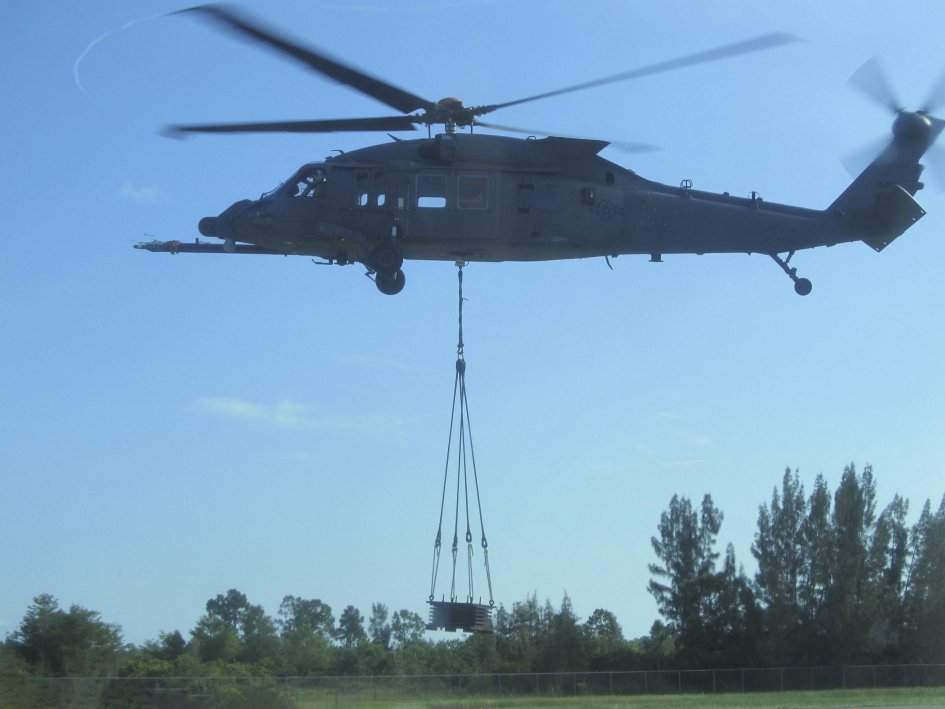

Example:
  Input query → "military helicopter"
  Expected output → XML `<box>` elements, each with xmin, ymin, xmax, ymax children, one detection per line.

<box><xmin>135</xmin><ymin>5</ymin><xmax>945</xmax><ymax>296</ymax></box>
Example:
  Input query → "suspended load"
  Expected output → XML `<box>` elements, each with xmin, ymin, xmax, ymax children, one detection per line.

<box><xmin>426</xmin><ymin>265</ymin><xmax>495</xmax><ymax>634</ymax></box>
<box><xmin>428</xmin><ymin>600</ymin><xmax>492</xmax><ymax>634</ymax></box>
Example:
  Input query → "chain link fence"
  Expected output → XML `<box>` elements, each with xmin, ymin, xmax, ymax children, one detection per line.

<box><xmin>2</xmin><ymin>664</ymin><xmax>943</xmax><ymax>708</ymax></box>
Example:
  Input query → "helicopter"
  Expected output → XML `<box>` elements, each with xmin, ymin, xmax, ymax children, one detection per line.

<box><xmin>135</xmin><ymin>4</ymin><xmax>945</xmax><ymax>296</ymax></box>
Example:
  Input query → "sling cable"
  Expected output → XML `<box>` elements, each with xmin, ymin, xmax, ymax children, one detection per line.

<box><xmin>426</xmin><ymin>263</ymin><xmax>495</xmax><ymax>633</ymax></box>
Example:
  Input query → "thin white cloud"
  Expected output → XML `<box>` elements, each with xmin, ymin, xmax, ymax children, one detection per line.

<box><xmin>196</xmin><ymin>398</ymin><xmax>310</xmax><ymax>427</ymax></box>
<box><xmin>119</xmin><ymin>181</ymin><xmax>163</xmax><ymax>204</ymax></box>
<box><xmin>194</xmin><ymin>397</ymin><xmax>410</xmax><ymax>439</ymax></box>
<box><xmin>318</xmin><ymin>0</ymin><xmax>496</xmax><ymax>12</ymax></box>
<box><xmin>334</xmin><ymin>353</ymin><xmax>420</xmax><ymax>371</ymax></box>
<box><xmin>676</xmin><ymin>431</ymin><xmax>714</xmax><ymax>447</ymax></box>
<box><xmin>659</xmin><ymin>458</ymin><xmax>705</xmax><ymax>469</ymax></box>
<box><xmin>577</xmin><ymin>461</ymin><xmax>640</xmax><ymax>477</ymax></box>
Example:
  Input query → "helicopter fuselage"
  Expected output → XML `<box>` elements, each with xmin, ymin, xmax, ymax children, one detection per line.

<box><xmin>140</xmin><ymin>6</ymin><xmax>941</xmax><ymax>296</ymax></box>
<box><xmin>213</xmin><ymin>133</ymin><xmax>848</xmax><ymax>259</ymax></box>
<box><xmin>139</xmin><ymin>129</ymin><xmax>930</xmax><ymax>295</ymax></box>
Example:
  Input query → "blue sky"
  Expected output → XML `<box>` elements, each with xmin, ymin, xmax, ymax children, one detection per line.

<box><xmin>2</xmin><ymin>0</ymin><xmax>945</xmax><ymax>646</ymax></box>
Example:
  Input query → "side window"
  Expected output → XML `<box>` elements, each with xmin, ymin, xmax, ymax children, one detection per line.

<box><xmin>417</xmin><ymin>174</ymin><xmax>447</xmax><ymax>208</ymax></box>
<box><xmin>356</xmin><ymin>172</ymin><xmax>369</xmax><ymax>207</ymax></box>
<box><xmin>375</xmin><ymin>175</ymin><xmax>387</xmax><ymax>207</ymax></box>
<box><xmin>384</xmin><ymin>176</ymin><xmax>408</xmax><ymax>210</ymax></box>
<box><xmin>458</xmin><ymin>175</ymin><xmax>488</xmax><ymax>209</ymax></box>
<box><xmin>394</xmin><ymin>185</ymin><xmax>406</xmax><ymax>210</ymax></box>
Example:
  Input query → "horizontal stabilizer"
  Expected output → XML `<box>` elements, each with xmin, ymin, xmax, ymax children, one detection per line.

<box><xmin>861</xmin><ymin>185</ymin><xmax>926</xmax><ymax>251</ymax></box>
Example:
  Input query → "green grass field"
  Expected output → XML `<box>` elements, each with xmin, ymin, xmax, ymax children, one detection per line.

<box><xmin>293</xmin><ymin>687</ymin><xmax>945</xmax><ymax>709</ymax></box>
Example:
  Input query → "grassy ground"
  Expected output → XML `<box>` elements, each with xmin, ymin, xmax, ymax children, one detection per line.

<box><xmin>294</xmin><ymin>687</ymin><xmax>945</xmax><ymax>709</ymax></box>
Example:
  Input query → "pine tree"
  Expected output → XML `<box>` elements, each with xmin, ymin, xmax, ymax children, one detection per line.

<box><xmin>648</xmin><ymin>493</ymin><xmax>725</xmax><ymax>663</ymax></box>
<box><xmin>864</xmin><ymin>494</ymin><xmax>909</xmax><ymax>660</ymax></box>
<box><xmin>903</xmin><ymin>495</ymin><xmax>945</xmax><ymax>662</ymax></box>
<box><xmin>751</xmin><ymin>468</ymin><xmax>807</xmax><ymax>663</ymax></box>
<box><xmin>798</xmin><ymin>473</ymin><xmax>833</xmax><ymax>663</ymax></box>
<box><xmin>823</xmin><ymin>464</ymin><xmax>877</xmax><ymax>662</ymax></box>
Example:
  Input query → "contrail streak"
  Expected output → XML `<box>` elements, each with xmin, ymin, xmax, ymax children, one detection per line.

<box><xmin>73</xmin><ymin>12</ymin><xmax>165</xmax><ymax>97</ymax></box>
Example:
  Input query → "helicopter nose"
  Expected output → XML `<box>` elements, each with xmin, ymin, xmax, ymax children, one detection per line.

<box><xmin>205</xmin><ymin>200</ymin><xmax>253</xmax><ymax>241</ymax></box>
<box><xmin>198</xmin><ymin>217</ymin><xmax>217</xmax><ymax>236</ymax></box>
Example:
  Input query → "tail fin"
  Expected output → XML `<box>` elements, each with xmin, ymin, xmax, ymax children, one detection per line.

<box><xmin>829</xmin><ymin>112</ymin><xmax>943</xmax><ymax>251</ymax></box>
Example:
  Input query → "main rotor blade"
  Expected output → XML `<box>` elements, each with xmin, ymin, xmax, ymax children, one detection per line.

<box><xmin>164</xmin><ymin>115</ymin><xmax>419</xmax><ymax>137</ymax></box>
<box><xmin>848</xmin><ymin>57</ymin><xmax>902</xmax><ymax>114</ymax></box>
<box><xmin>474</xmin><ymin>120</ymin><xmax>659</xmax><ymax>153</ymax></box>
<box><xmin>177</xmin><ymin>4</ymin><xmax>434</xmax><ymax>115</ymax></box>
<box><xmin>482</xmin><ymin>32</ymin><xmax>799</xmax><ymax>114</ymax></box>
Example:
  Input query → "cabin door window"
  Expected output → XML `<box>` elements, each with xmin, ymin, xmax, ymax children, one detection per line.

<box><xmin>417</xmin><ymin>173</ymin><xmax>447</xmax><ymax>208</ymax></box>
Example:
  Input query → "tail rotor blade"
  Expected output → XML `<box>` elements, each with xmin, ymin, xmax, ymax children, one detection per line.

<box><xmin>922</xmin><ymin>144</ymin><xmax>945</xmax><ymax>192</ymax></box>
<box><xmin>922</xmin><ymin>68</ymin><xmax>945</xmax><ymax>114</ymax></box>
<box><xmin>849</xmin><ymin>57</ymin><xmax>902</xmax><ymax>114</ymax></box>
<box><xmin>841</xmin><ymin>136</ymin><xmax>890</xmax><ymax>177</ymax></box>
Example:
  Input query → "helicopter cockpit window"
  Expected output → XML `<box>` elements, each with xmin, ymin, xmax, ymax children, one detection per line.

<box><xmin>291</xmin><ymin>167</ymin><xmax>326</xmax><ymax>198</ymax></box>
<box><xmin>458</xmin><ymin>175</ymin><xmax>488</xmax><ymax>209</ymax></box>
<box><xmin>417</xmin><ymin>173</ymin><xmax>447</xmax><ymax>208</ymax></box>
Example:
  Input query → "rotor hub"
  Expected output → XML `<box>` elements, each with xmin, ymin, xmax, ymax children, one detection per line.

<box><xmin>431</xmin><ymin>97</ymin><xmax>475</xmax><ymax>131</ymax></box>
<box><xmin>893</xmin><ymin>111</ymin><xmax>933</xmax><ymax>143</ymax></box>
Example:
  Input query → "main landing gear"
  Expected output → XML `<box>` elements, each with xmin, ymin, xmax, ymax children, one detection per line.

<box><xmin>366</xmin><ymin>242</ymin><xmax>406</xmax><ymax>295</ymax></box>
<box><xmin>770</xmin><ymin>251</ymin><xmax>812</xmax><ymax>296</ymax></box>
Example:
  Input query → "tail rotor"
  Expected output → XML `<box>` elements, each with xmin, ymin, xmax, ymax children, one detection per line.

<box><xmin>844</xmin><ymin>57</ymin><xmax>945</xmax><ymax>190</ymax></box>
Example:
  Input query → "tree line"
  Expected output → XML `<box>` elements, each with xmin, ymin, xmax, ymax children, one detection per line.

<box><xmin>647</xmin><ymin>464</ymin><xmax>944</xmax><ymax>668</ymax></box>
<box><xmin>1</xmin><ymin>464</ymin><xmax>942</xmax><ymax>684</ymax></box>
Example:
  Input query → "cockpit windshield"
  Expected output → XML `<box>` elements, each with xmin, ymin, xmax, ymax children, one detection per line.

<box><xmin>287</xmin><ymin>166</ymin><xmax>326</xmax><ymax>198</ymax></box>
<box><xmin>262</xmin><ymin>165</ymin><xmax>328</xmax><ymax>200</ymax></box>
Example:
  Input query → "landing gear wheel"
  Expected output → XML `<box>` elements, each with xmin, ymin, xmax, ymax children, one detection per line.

<box><xmin>371</xmin><ymin>245</ymin><xmax>404</xmax><ymax>273</ymax></box>
<box><xmin>770</xmin><ymin>252</ymin><xmax>813</xmax><ymax>297</ymax></box>
<box><xmin>794</xmin><ymin>278</ymin><xmax>812</xmax><ymax>296</ymax></box>
<box><xmin>375</xmin><ymin>269</ymin><xmax>406</xmax><ymax>295</ymax></box>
